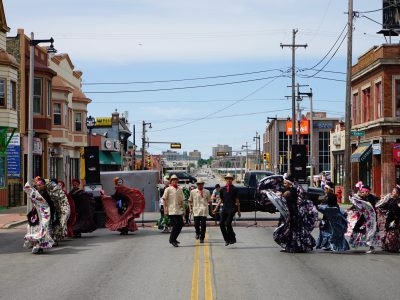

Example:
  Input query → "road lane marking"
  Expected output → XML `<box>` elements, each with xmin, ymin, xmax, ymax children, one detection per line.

<box><xmin>204</xmin><ymin>232</ymin><xmax>213</xmax><ymax>300</ymax></box>
<box><xmin>191</xmin><ymin>240</ymin><xmax>200</xmax><ymax>300</ymax></box>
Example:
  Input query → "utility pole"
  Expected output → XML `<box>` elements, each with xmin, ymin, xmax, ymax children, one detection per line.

<box><xmin>253</xmin><ymin>132</ymin><xmax>260</xmax><ymax>170</ymax></box>
<box><xmin>281</xmin><ymin>29</ymin><xmax>307</xmax><ymax>146</ymax></box>
<box><xmin>242</xmin><ymin>142</ymin><xmax>249</xmax><ymax>172</ymax></box>
<box><xmin>132</xmin><ymin>124</ymin><xmax>136</xmax><ymax>170</ymax></box>
<box><xmin>141</xmin><ymin>121</ymin><xmax>152</xmax><ymax>170</ymax></box>
<box><xmin>344</xmin><ymin>0</ymin><xmax>354</xmax><ymax>202</ymax></box>
<box><xmin>298</xmin><ymin>88</ymin><xmax>313</xmax><ymax>186</ymax></box>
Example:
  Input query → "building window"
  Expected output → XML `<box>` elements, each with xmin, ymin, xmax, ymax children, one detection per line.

<box><xmin>278</xmin><ymin>131</ymin><xmax>290</xmax><ymax>174</ymax></box>
<box><xmin>375</xmin><ymin>81</ymin><xmax>382</xmax><ymax>119</ymax></box>
<box><xmin>65</xmin><ymin>104</ymin><xmax>68</xmax><ymax>127</ymax></box>
<box><xmin>9</xmin><ymin>81</ymin><xmax>16</xmax><ymax>110</ymax></box>
<box><xmin>318</xmin><ymin>131</ymin><xmax>330</xmax><ymax>173</ymax></box>
<box><xmin>46</xmin><ymin>80</ymin><xmax>51</xmax><ymax>116</ymax></box>
<box><xmin>75</xmin><ymin>112</ymin><xmax>82</xmax><ymax>132</ymax></box>
<box><xmin>53</xmin><ymin>103</ymin><xmax>61</xmax><ymax>125</ymax></box>
<box><xmin>70</xmin><ymin>158</ymin><xmax>80</xmax><ymax>181</ymax></box>
<box><xmin>33</xmin><ymin>78</ymin><xmax>42</xmax><ymax>114</ymax></box>
<box><xmin>0</xmin><ymin>79</ymin><xmax>5</xmax><ymax>107</ymax></box>
<box><xmin>362</xmin><ymin>87</ymin><xmax>370</xmax><ymax>123</ymax></box>
<box><xmin>395</xmin><ymin>79</ymin><xmax>400</xmax><ymax>117</ymax></box>
<box><xmin>352</xmin><ymin>93</ymin><xmax>359</xmax><ymax>125</ymax></box>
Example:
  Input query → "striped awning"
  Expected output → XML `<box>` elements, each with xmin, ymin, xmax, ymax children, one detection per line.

<box><xmin>351</xmin><ymin>143</ymin><xmax>372</xmax><ymax>163</ymax></box>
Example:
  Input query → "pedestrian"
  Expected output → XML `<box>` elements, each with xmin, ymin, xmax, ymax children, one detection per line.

<box><xmin>211</xmin><ymin>184</ymin><xmax>221</xmax><ymax>224</ymax></box>
<box><xmin>58</xmin><ymin>180</ymin><xmax>76</xmax><ymax>238</ymax></box>
<box><xmin>376</xmin><ymin>187</ymin><xmax>400</xmax><ymax>252</ymax></box>
<box><xmin>189</xmin><ymin>178</ymin><xmax>211</xmax><ymax>243</ymax></box>
<box><xmin>162</xmin><ymin>175</ymin><xmax>185</xmax><ymax>247</ymax></box>
<box><xmin>316</xmin><ymin>182</ymin><xmax>350</xmax><ymax>252</ymax></box>
<box><xmin>69</xmin><ymin>179</ymin><xmax>97</xmax><ymax>238</ymax></box>
<box><xmin>212</xmin><ymin>173</ymin><xmax>241</xmax><ymax>246</ymax></box>
<box><xmin>273</xmin><ymin>173</ymin><xmax>317</xmax><ymax>253</ymax></box>
<box><xmin>101</xmin><ymin>177</ymin><xmax>145</xmax><ymax>235</ymax></box>
<box><xmin>23</xmin><ymin>179</ymin><xmax>54</xmax><ymax>254</ymax></box>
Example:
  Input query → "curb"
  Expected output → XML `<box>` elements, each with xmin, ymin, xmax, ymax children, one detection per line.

<box><xmin>2</xmin><ymin>219</ymin><xmax>27</xmax><ymax>229</ymax></box>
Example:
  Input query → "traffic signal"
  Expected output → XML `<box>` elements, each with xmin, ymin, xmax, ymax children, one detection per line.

<box><xmin>147</xmin><ymin>155</ymin><xmax>152</xmax><ymax>167</ymax></box>
<box><xmin>263</xmin><ymin>153</ymin><xmax>270</xmax><ymax>163</ymax></box>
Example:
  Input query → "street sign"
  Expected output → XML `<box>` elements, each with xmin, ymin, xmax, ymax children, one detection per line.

<box><xmin>170</xmin><ymin>143</ymin><xmax>181</xmax><ymax>149</ymax></box>
<box><xmin>217</xmin><ymin>151</ymin><xmax>229</xmax><ymax>156</ymax></box>
<box><xmin>351</xmin><ymin>131</ymin><xmax>365</xmax><ymax>137</ymax></box>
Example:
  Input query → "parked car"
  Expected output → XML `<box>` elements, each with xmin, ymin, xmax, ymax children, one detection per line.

<box><xmin>165</xmin><ymin>171</ymin><xmax>197</xmax><ymax>184</ymax></box>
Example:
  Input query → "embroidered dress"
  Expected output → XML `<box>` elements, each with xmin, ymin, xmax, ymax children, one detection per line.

<box><xmin>70</xmin><ymin>190</ymin><xmax>97</xmax><ymax>235</ymax></box>
<box><xmin>263</xmin><ymin>183</ymin><xmax>317</xmax><ymax>253</ymax></box>
<box><xmin>317</xmin><ymin>205</ymin><xmax>350</xmax><ymax>251</ymax></box>
<box><xmin>66</xmin><ymin>193</ymin><xmax>76</xmax><ymax>237</ymax></box>
<box><xmin>101</xmin><ymin>186</ymin><xmax>145</xmax><ymax>233</ymax></box>
<box><xmin>46</xmin><ymin>181</ymin><xmax>70</xmax><ymax>241</ymax></box>
<box><xmin>348</xmin><ymin>195</ymin><xmax>377</xmax><ymax>248</ymax></box>
<box><xmin>377</xmin><ymin>195</ymin><xmax>400</xmax><ymax>252</ymax></box>
<box><xmin>23</xmin><ymin>182</ymin><xmax>54</xmax><ymax>250</ymax></box>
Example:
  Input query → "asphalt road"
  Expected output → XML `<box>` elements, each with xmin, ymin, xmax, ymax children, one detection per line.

<box><xmin>1</xmin><ymin>225</ymin><xmax>399</xmax><ymax>300</ymax></box>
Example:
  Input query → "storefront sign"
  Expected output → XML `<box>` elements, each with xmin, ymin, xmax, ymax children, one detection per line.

<box><xmin>286</xmin><ymin>120</ymin><xmax>310</xmax><ymax>135</ymax></box>
<box><xmin>314</xmin><ymin>122</ymin><xmax>333</xmax><ymax>129</ymax></box>
<box><xmin>96</xmin><ymin>117</ymin><xmax>112</xmax><ymax>127</ymax></box>
<box><xmin>6</xmin><ymin>133</ymin><xmax>20</xmax><ymax>178</ymax></box>
<box><xmin>33</xmin><ymin>137</ymin><xmax>42</xmax><ymax>155</ymax></box>
<box><xmin>372</xmin><ymin>143</ymin><xmax>381</xmax><ymax>155</ymax></box>
<box><xmin>393</xmin><ymin>143</ymin><xmax>400</xmax><ymax>165</ymax></box>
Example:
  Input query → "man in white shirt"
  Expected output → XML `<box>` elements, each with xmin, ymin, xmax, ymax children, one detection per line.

<box><xmin>189</xmin><ymin>178</ymin><xmax>211</xmax><ymax>243</ymax></box>
<box><xmin>162</xmin><ymin>175</ymin><xmax>185</xmax><ymax>247</ymax></box>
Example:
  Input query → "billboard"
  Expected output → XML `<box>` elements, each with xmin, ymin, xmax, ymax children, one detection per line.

<box><xmin>96</xmin><ymin>117</ymin><xmax>112</xmax><ymax>127</ymax></box>
<box><xmin>286</xmin><ymin>120</ymin><xmax>310</xmax><ymax>135</ymax></box>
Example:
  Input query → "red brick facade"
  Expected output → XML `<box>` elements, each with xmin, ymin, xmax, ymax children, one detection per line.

<box><xmin>351</xmin><ymin>44</ymin><xmax>400</xmax><ymax>196</ymax></box>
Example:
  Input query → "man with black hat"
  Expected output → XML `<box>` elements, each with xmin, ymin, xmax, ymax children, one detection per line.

<box><xmin>189</xmin><ymin>178</ymin><xmax>211</xmax><ymax>243</ymax></box>
<box><xmin>163</xmin><ymin>174</ymin><xmax>185</xmax><ymax>247</ymax></box>
<box><xmin>213</xmin><ymin>173</ymin><xmax>241</xmax><ymax>246</ymax></box>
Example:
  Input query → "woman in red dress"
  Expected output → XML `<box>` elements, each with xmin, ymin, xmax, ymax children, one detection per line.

<box><xmin>58</xmin><ymin>180</ymin><xmax>76</xmax><ymax>238</ymax></box>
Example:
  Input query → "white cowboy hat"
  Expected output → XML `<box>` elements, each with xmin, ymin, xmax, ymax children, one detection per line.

<box><xmin>224</xmin><ymin>173</ymin><xmax>234</xmax><ymax>179</ymax></box>
<box><xmin>196</xmin><ymin>178</ymin><xmax>205</xmax><ymax>184</ymax></box>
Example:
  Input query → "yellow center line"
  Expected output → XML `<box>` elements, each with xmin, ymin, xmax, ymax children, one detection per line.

<box><xmin>191</xmin><ymin>239</ymin><xmax>200</xmax><ymax>300</ymax></box>
<box><xmin>204</xmin><ymin>231</ymin><xmax>213</xmax><ymax>300</ymax></box>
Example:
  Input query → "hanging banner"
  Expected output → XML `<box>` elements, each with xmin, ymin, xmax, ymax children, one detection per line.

<box><xmin>286</xmin><ymin>120</ymin><xmax>310</xmax><ymax>135</ymax></box>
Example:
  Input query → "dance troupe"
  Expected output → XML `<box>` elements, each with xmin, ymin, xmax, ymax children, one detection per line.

<box><xmin>258</xmin><ymin>174</ymin><xmax>400</xmax><ymax>253</ymax></box>
<box><xmin>23</xmin><ymin>176</ymin><xmax>145</xmax><ymax>254</ymax></box>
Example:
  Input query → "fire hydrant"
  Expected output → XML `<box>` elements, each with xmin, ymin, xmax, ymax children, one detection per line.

<box><xmin>336</xmin><ymin>186</ymin><xmax>343</xmax><ymax>204</ymax></box>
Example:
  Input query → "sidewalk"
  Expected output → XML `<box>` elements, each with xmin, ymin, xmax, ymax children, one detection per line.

<box><xmin>0</xmin><ymin>206</ymin><xmax>27</xmax><ymax>229</ymax></box>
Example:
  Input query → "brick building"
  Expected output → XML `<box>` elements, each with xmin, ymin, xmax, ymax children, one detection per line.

<box><xmin>351</xmin><ymin>44</ymin><xmax>400</xmax><ymax>196</ymax></box>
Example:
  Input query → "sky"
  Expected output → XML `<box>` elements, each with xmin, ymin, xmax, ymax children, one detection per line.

<box><xmin>3</xmin><ymin>0</ymin><xmax>388</xmax><ymax>157</ymax></box>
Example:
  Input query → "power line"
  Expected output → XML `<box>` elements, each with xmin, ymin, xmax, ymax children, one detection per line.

<box><xmin>150</xmin><ymin>75</ymin><xmax>284</xmax><ymax>132</ymax></box>
<box><xmin>83</xmin><ymin>68</ymin><xmax>288</xmax><ymax>85</ymax></box>
<box><xmin>84</xmin><ymin>74</ymin><xmax>289</xmax><ymax>94</ymax></box>
<box><xmin>298</xmin><ymin>75</ymin><xmax>346</xmax><ymax>82</ymax></box>
<box><xmin>356</xmin><ymin>3</ymin><xmax>396</xmax><ymax>14</ymax></box>
<box><xmin>91</xmin><ymin>97</ymin><xmax>344</xmax><ymax>104</ymax></box>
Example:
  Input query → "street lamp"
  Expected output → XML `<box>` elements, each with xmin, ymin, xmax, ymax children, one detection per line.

<box><xmin>27</xmin><ymin>33</ymin><xmax>56</xmax><ymax>211</ymax></box>
<box><xmin>267</xmin><ymin>116</ymin><xmax>278</xmax><ymax>173</ymax></box>
<box><xmin>86</xmin><ymin>115</ymin><xmax>96</xmax><ymax>146</ymax></box>
<box><xmin>253</xmin><ymin>132</ymin><xmax>261</xmax><ymax>170</ymax></box>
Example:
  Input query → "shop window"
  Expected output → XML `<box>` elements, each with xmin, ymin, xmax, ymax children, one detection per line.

<box><xmin>0</xmin><ymin>155</ymin><xmax>5</xmax><ymax>188</ymax></box>
<box><xmin>9</xmin><ymin>81</ymin><xmax>16</xmax><ymax>110</ymax></box>
<box><xmin>75</xmin><ymin>112</ymin><xmax>82</xmax><ymax>132</ymax></box>
<box><xmin>46</xmin><ymin>80</ymin><xmax>51</xmax><ymax>116</ymax></box>
<box><xmin>33</xmin><ymin>78</ymin><xmax>42</xmax><ymax>114</ymax></box>
<box><xmin>53</xmin><ymin>103</ymin><xmax>61</xmax><ymax>125</ymax></box>
<box><xmin>395</xmin><ymin>79</ymin><xmax>400</xmax><ymax>117</ymax></box>
<box><xmin>318</xmin><ymin>131</ymin><xmax>330</xmax><ymax>173</ymax></box>
<box><xmin>362</xmin><ymin>87</ymin><xmax>370</xmax><ymax>123</ymax></box>
<box><xmin>352</xmin><ymin>93</ymin><xmax>359</xmax><ymax>125</ymax></box>
<box><xmin>64</xmin><ymin>104</ymin><xmax>68</xmax><ymax>127</ymax></box>
<box><xmin>375</xmin><ymin>82</ymin><xmax>382</xmax><ymax>119</ymax></box>
<box><xmin>0</xmin><ymin>79</ymin><xmax>5</xmax><ymax>107</ymax></box>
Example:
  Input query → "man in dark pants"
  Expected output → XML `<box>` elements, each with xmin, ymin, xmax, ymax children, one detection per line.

<box><xmin>162</xmin><ymin>175</ymin><xmax>185</xmax><ymax>247</ymax></box>
<box><xmin>213</xmin><ymin>173</ymin><xmax>241</xmax><ymax>246</ymax></box>
<box><xmin>189</xmin><ymin>178</ymin><xmax>211</xmax><ymax>243</ymax></box>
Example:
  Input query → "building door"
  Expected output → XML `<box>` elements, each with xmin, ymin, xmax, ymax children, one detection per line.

<box><xmin>373</xmin><ymin>162</ymin><xmax>381</xmax><ymax>196</ymax></box>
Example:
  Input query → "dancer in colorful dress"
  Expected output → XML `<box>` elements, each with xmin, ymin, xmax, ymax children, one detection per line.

<box><xmin>316</xmin><ymin>182</ymin><xmax>349</xmax><ymax>252</ymax></box>
<box><xmin>46</xmin><ymin>180</ymin><xmax>70</xmax><ymax>244</ymax></box>
<box><xmin>101</xmin><ymin>177</ymin><xmax>145</xmax><ymax>235</ymax></box>
<box><xmin>271</xmin><ymin>174</ymin><xmax>317</xmax><ymax>253</ymax></box>
<box><xmin>348</xmin><ymin>192</ymin><xmax>377</xmax><ymax>253</ymax></box>
<box><xmin>376</xmin><ymin>187</ymin><xmax>400</xmax><ymax>252</ymax></box>
<box><xmin>23</xmin><ymin>180</ymin><xmax>54</xmax><ymax>254</ymax></box>
<box><xmin>70</xmin><ymin>179</ymin><xmax>97</xmax><ymax>238</ymax></box>
<box><xmin>58</xmin><ymin>180</ymin><xmax>76</xmax><ymax>238</ymax></box>
<box><xmin>188</xmin><ymin>178</ymin><xmax>211</xmax><ymax>243</ymax></box>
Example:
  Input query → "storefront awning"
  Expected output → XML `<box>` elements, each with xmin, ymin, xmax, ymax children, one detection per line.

<box><xmin>99</xmin><ymin>151</ymin><xmax>121</xmax><ymax>165</ymax></box>
<box><xmin>351</xmin><ymin>143</ymin><xmax>372</xmax><ymax>163</ymax></box>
